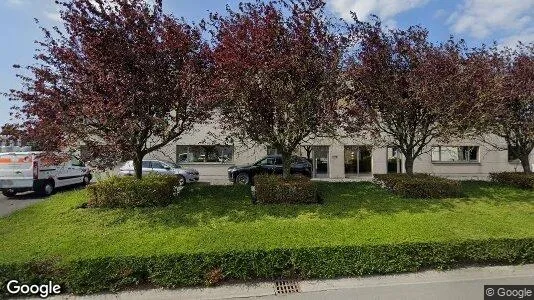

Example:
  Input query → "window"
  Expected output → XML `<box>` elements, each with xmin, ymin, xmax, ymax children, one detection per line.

<box><xmin>266</xmin><ymin>146</ymin><xmax>278</xmax><ymax>156</ymax></box>
<box><xmin>150</xmin><ymin>161</ymin><xmax>165</xmax><ymax>169</ymax></box>
<box><xmin>387</xmin><ymin>147</ymin><xmax>402</xmax><ymax>173</ymax></box>
<box><xmin>256</xmin><ymin>157</ymin><xmax>278</xmax><ymax>165</ymax></box>
<box><xmin>142</xmin><ymin>161</ymin><xmax>151</xmax><ymax>168</ymax></box>
<box><xmin>508</xmin><ymin>144</ymin><xmax>521</xmax><ymax>162</ymax></box>
<box><xmin>431</xmin><ymin>146</ymin><xmax>479</xmax><ymax>163</ymax></box>
<box><xmin>71</xmin><ymin>158</ymin><xmax>85</xmax><ymax>167</ymax></box>
<box><xmin>164</xmin><ymin>161</ymin><xmax>181</xmax><ymax>168</ymax></box>
<box><xmin>344</xmin><ymin>146</ymin><xmax>372</xmax><ymax>176</ymax></box>
<box><xmin>176</xmin><ymin>145</ymin><xmax>234</xmax><ymax>163</ymax></box>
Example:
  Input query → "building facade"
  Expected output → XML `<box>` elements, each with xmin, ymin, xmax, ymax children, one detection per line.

<box><xmin>146</xmin><ymin>121</ymin><xmax>534</xmax><ymax>184</ymax></box>
<box><xmin>0</xmin><ymin>135</ymin><xmax>31</xmax><ymax>153</ymax></box>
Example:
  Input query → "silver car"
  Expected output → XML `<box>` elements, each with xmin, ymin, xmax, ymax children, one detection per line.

<box><xmin>119</xmin><ymin>160</ymin><xmax>199</xmax><ymax>186</ymax></box>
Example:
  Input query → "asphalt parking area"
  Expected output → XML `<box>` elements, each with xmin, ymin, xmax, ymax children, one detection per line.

<box><xmin>0</xmin><ymin>191</ymin><xmax>46</xmax><ymax>217</ymax></box>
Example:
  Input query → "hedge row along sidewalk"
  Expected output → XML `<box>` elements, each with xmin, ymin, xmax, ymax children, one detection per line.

<box><xmin>1</xmin><ymin>238</ymin><xmax>533</xmax><ymax>295</ymax></box>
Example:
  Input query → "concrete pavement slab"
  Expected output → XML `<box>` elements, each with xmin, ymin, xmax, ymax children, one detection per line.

<box><xmin>32</xmin><ymin>264</ymin><xmax>534</xmax><ymax>300</ymax></box>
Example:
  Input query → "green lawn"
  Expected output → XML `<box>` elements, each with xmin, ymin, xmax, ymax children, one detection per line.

<box><xmin>1</xmin><ymin>181</ymin><xmax>534</xmax><ymax>264</ymax></box>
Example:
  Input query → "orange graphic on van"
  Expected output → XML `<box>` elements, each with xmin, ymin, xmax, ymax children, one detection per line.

<box><xmin>0</xmin><ymin>157</ymin><xmax>13</xmax><ymax>163</ymax></box>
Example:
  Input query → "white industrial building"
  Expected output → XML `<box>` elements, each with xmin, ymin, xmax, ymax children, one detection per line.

<box><xmin>147</xmin><ymin>121</ymin><xmax>534</xmax><ymax>184</ymax></box>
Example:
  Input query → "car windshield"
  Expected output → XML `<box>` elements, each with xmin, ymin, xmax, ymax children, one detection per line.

<box><xmin>163</xmin><ymin>161</ymin><xmax>180</xmax><ymax>169</ymax></box>
<box><xmin>254</xmin><ymin>157</ymin><xmax>277</xmax><ymax>166</ymax></box>
<box><xmin>253</xmin><ymin>156</ymin><xmax>307</xmax><ymax>166</ymax></box>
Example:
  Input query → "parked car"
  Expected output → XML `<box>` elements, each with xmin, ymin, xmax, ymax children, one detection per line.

<box><xmin>0</xmin><ymin>152</ymin><xmax>92</xmax><ymax>197</ymax></box>
<box><xmin>227</xmin><ymin>155</ymin><xmax>312</xmax><ymax>185</ymax></box>
<box><xmin>119</xmin><ymin>159</ymin><xmax>199</xmax><ymax>186</ymax></box>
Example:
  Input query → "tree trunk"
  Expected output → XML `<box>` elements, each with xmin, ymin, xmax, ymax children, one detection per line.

<box><xmin>133</xmin><ymin>152</ymin><xmax>144</xmax><ymax>179</ymax></box>
<box><xmin>519</xmin><ymin>154</ymin><xmax>532</xmax><ymax>173</ymax></box>
<box><xmin>281</xmin><ymin>152</ymin><xmax>292</xmax><ymax>180</ymax></box>
<box><xmin>404</xmin><ymin>155</ymin><xmax>415</xmax><ymax>175</ymax></box>
<box><xmin>304</xmin><ymin>146</ymin><xmax>312</xmax><ymax>160</ymax></box>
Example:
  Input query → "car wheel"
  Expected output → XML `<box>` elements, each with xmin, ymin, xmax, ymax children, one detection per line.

<box><xmin>41</xmin><ymin>181</ymin><xmax>55</xmax><ymax>196</ymax></box>
<box><xmin>178</xmin><ymin>175</ymin><xmax>186</xmax><ymax>186</ymax></box>
<box><xmin>235</xmin><ymin>173</ymin><xmax>250</xmax><ymax>185</ymax></box>
<box><xmin>83</xmin><ymin>175</ymin><xmax>91</xmax><ymax>186</ymax></box>
<box><xmin>2</xmin><ymin>190</ymin><xmax>16</xmax><ymax>198</ymax></box>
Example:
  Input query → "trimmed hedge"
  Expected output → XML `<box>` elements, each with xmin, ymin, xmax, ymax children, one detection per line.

<box><xmin>87</xmin><ymin>175</ymin><xmax>181</xmax><ymax>208</ymax></box>
<box><xmin>489</xmin><ymin>172</ymin><xmax>534</xmax><ymax>190</ymax></box>
<box><xmin>374</xmin><ymin>174</ymin><xmax>462</xmax><ymax>198</ymax></box>
<box><xmin>1</xmin><ymin>238</ymin><xmax>533</xmax><ymax>296</ymax></box>
<box><xmin>254</xmin><ymin>174</ymin><xmax>319</xmax><ymax>204</ymax></box>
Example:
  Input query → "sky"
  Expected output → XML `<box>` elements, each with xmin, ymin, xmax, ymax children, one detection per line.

<box><xmin>1</xmin><ymin>0</ymin><xmax>533</xmax><ymax>126</ymax></box>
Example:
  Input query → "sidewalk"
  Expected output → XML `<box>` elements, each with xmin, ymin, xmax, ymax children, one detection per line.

<box><xmin>42</xmin><ymin>264</ymin><xmax>534</xmax><ymax>300</ymax></box>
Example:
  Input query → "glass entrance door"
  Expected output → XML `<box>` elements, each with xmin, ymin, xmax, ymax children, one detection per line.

<box><xmin>312</xmin><ymin>146</ymin><xmax>329</xmax><ymax>178</ymax></box>
<box><xmin>344</xmin><ymin>145</ymin><xmax>372</xmax><ymax>177</ymax></box>
<box><xmin>387</xmin><ymin>147</ymin><xmax>403</xmax><ymax>173</ymax></box>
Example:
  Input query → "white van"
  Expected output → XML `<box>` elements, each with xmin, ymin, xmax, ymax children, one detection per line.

<box><xmin>0</xmin><ymin>152</ymin><xmax>92</xmax><ymax>197</ymax></box>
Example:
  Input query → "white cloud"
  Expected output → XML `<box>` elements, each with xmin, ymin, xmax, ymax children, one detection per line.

<box><xmin>328</xmin><ymin>0</ymin><xmax>430</xmax><ymax>23</ymax></box>
<box><xmin>447</xmin><ymin>0</ymin><xmax>534</xmax><ymax>41</ymax></box>
<box><xmin>499</xmin><ymin>27</ymin><xmax>534</xmax><ymax>47</ymax></box>
<box><xmin>6</xmin><ymin>0</ymin><xmax>25</xmax><ymax>7</ymax></box>
<box><xmin>44</xmin><ymin>11</ymin><xmax>61</xmax><ymax>22</ymax></box>
<box><xmin>434</xmin><ymin>8</ymin><xmax>447</xmax><ymax>20</ymax></box>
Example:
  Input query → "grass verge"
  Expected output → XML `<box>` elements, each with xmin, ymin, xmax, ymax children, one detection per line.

<box><xmin>1</xmin><ymin>181</ymin><xmax>534</xmax><ymax>294</ymax></box>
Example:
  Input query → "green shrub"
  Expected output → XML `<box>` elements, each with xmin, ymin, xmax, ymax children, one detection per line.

<box><xmin>254</xmin><ymin>174</ymin><xmax>319</xmax><ymax>204</ymax></box>
<box><xmin>1</xmin><ymin>238</ymin><xmax>533</xmax><ymax>296</ymax></box>
<box><xmin>87</xmin><ymin>175</ymin><xmax>181</xmax><ymax>208</ymax></box>
<box><xmin>373</xmin><ymin>174</ymin><xmax>462</xmax><ymax>198</ymax></box>
<box><xmin>489</xmin><ymin>172</ymin><xmax>534</xmax><ymax>190</ymax></box>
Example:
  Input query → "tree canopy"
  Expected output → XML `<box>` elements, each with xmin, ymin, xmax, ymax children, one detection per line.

<box><xmin>9</xmin><ymin>0</ymin><xmax>212</xmax><ymax>178</ymax></box>
<box><xmin>210</xmin><ymin>0</ymin><xmax>346</xmax><ymax>178</ymax></box>
<box><xmin>343</xmin><ymin>19</ymin><xmax>477</xmax><ymax>174</ymax></box>
<box><xmin>469</xmin><ymin>43</ymin><xmax>534</xmax><ymax>173</ymax></box>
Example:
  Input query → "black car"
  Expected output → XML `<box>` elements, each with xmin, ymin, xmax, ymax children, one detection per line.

<box><xmin>227</xmin><ymin>155</ymin><xmax>312</xmax><ymax>184</ymax></box>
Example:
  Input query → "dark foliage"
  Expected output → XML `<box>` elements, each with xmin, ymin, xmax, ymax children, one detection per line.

<box><xmin>254</xmin><ymin>174</ymin><xmax>319</xmax><ymax>204</ymax></box>
<box><xmin>374</xmin><ymin>174</ymin><xmax>463</xmax><ymax>198</ymax></box>
<box><xmin>87</xmin><ymin>175</ymin><xmax>180</xmax><ymax>208</ymax></box>
<box><xmin>1</xmin><ymin>238</ymin><xmax>533</xmax><ymax>296</ymax></box>
<box><xmin>489</xmin><ymin>172</ymin><xmax>534</xmax><ymax>190</ymax></box>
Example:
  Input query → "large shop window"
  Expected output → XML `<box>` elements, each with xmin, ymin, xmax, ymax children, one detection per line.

<box><xmin>176</xmin><ymin>145</ymin><xmax>234</xmax><ymax>163</ymax></box>
<box><xmin>344</xmin><ymin>146</ymin><xmax>372</xmax><ymax>176</ymax></box>
<box><xmin>431</xmin><ymin>146</ymin><xmax>479</xmax><ymax>163</ymax></box>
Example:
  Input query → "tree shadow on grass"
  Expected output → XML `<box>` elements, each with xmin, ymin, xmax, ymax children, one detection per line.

<box><xmin>461</xmin><ymin>180</ymin><xmax>534</xmax><ymax>204</ymax></box>
<box><xmin>92</xmin><ymin>181</ymin><xmax>530</xmax><ymax>229</ymax></box>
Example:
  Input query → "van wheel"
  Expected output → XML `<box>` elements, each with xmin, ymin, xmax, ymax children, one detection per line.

<box><xmin>2</xmin><ymin>190</ymin><xmax>16</xmax><ymax>198</ymax></box>
<box><xmin>41</xmin><ymin>181</ymin><xmax>55</xmax><ymax>196</ymax></box>
<box><xmin>235</xmin><ymin>173</ymin><xmax>250</xmax><ymax>185</ymax></box>
<box><xmin>83</xmin><ymin>175</ymin><xmax>91</xmax><ymax>186</ymax></box>
<box><xmin>178</xmin><ymin>175</ymin><xmax>186</xmax><ymax>186</ymax></box>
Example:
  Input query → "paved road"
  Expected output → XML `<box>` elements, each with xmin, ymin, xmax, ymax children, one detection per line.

<box><xmin>270</xmin><ymin>273</ymin><xmax>534</xmax><ymax>300</ymax></box>
<box><xmin>36</xmin><ymin>264</ymin><xmax>534</xmax><ymax>300</ymax></box>
<box><xmin>0</xmin><ymin>192</ymin><xmax>46</xmax><ymax>217</ymax></box>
